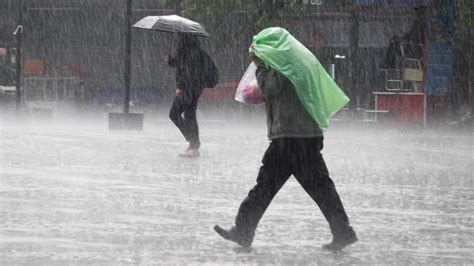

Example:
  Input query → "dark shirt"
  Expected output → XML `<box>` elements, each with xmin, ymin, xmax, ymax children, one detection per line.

<box><xmin>403</xmin><ymin>12</ymin><xmax>428</xmax><ymax>44</ymax></box>
<box><xmin>167</xmin><ymin>35</ymin><xmax>210</xmax><ymax>100</ymax></box>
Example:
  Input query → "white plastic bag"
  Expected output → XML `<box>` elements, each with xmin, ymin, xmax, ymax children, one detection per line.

<box><xmin>234</xmin><ymin>62</ymin><xmax>265</xmax><ymax>104</ymax></box>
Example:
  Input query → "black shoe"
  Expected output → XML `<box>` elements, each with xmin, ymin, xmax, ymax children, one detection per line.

<box><xmin>214</xmin><ymin>225</ymin><xmax>253</xmax><ymax>248</ymax></box>
<box><xmin>322</xmin><ymin>229</ymin><xmax>358</xmax><ymax>251</ymax></box>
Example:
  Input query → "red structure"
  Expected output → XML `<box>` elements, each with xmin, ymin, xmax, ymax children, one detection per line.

<box><xmin>374</xmin><ymin>92</ymin><xmax>426</xmax><ymax>126</ymax></box>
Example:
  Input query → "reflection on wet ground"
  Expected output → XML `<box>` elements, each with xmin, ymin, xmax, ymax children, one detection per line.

<box><xmin>1</xmin><ymin>116</ymin><xmax>473</xmax><ymax>264</ymax></box>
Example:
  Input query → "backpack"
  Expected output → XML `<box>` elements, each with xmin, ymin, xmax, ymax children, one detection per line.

<box><xmin>201</xmin><ymin>52</ymin><xmax>219</xmax><ymax>88</ymax></box>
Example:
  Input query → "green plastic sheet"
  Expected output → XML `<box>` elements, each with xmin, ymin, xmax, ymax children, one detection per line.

<box><xmin>251</xmin><ymin>27</ymin><xmax>349</xmax><ymax>130</ymax></box>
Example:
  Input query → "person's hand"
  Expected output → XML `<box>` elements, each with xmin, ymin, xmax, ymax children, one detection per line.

<box><xmin>165</xmin><ymin>54</ymin><xmax>174</xmax><ymax>63</ymax></box>
<box><xmin>175</xmin><ymin>88</ymin><xmax>182</xmax><ymax>97</ymax></box>
<box><xmin>249</xmin><ymin>52</ymin><xmax>263</xmax><ymax>65</ymax></box>
<box><xmin>248</xmin><ymin>52</ymin><xmax>256</xmax><ymax>62</ymax></box>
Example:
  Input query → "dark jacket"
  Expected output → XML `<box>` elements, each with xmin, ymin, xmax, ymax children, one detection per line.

<box><xmin>255</xmin><ymin>59</ymin><xmax>323</xmax><ymax>140</ymax></box>
<box><xmin>168</xmin><ymin>35</ymin><xmax>210</xmax><ymax>100</ymax></box>
<box><xmin>403</xmin><ymin>8</ymin><xmax>428</xmax><ymax>44</ymax></box>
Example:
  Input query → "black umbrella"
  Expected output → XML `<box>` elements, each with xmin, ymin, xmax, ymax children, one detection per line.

<box><xmin>132</xmin><ymin>15</ymin><xmax>210</xmax><ymax>37</ymax></box>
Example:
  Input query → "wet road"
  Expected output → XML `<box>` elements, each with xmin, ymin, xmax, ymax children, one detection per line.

<box><xmin>1</xmin><ymin>114</ymin><xmax>473</xmax><ymax>264</ymax></box>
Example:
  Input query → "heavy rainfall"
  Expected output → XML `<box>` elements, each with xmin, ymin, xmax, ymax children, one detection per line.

<box><xmin>0</xmin><ymin>0</ymin><xmax>473</xmax><ymax>265</ymax></box>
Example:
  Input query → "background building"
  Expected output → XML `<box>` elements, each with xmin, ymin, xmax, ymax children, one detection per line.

<box><xmin>0</xmin><ymin>0</ymin><xmax>471</xmax><ymax>122</ymax></box>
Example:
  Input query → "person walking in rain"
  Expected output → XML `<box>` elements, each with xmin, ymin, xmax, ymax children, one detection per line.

<box><xmin>214</xmin><ymin>27</ymin><xmax>357</xmax><ymax>251</ymax></box>
<box><xmin>166</xmin><ymin>33</ymin><xmax>218</xmax><ymax>158</ymax></box>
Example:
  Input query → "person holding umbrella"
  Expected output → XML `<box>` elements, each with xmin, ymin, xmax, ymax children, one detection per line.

<box><xmin>166</xmin><ymin>32</ymin><xmax>217</xmax><ymax>157</ymax></box>
<box><xmin>134</xmin><ymin>15</ymin><xmax>218</xmax><ymax>157</ymax></box>
<box><xmin>214</xmin><ymin>27</ymin><xmax>357</xmax><ymax>251</ymax></box>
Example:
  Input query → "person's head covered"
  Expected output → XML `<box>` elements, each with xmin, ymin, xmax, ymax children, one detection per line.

<box><xmin>250</xmin><ymin>27</ymin><xmax>292</xmax><ymax>60</ymax></box>
<box><xmin>250</xmin><ymin>27</ymin><xmax>350</xmax><ymax>130</ymax></box>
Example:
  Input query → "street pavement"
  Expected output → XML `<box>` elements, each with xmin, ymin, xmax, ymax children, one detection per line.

<box><xmin>1</xmin><ymin>113</ymin><xmax>473</xmax><ymax>264</ymax></box>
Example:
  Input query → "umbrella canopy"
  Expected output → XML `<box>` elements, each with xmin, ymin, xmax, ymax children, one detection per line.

<box><xmin>132</xmin><ymin>15</ymin><xmax>210</xmax><ymax>37</ymax></box>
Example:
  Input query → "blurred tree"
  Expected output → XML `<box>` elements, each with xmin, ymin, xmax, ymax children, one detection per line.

<box><xmin>161</xmin><ymin>0</ymin><xmax>352</xmax><ymax>37</ymax></box>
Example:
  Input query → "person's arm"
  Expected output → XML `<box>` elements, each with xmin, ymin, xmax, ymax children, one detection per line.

<box><xmin>166</xmin><ymin>54</ymin><xmax>176</xmax><ymax>67</ymax></box>
<box><xmin>254</xmin><ymin>57</ymin><xmax>270</xmax><ymax>92</ymax></box>
<box><xmin>253</xmin><ymin>56</ymin><xmax>286</xmax><ymax>99</ymax></box>
<box><xmin>175</xmin><ymin>71</ymin><xmax>186</xmax><ymax>95</ymax></box>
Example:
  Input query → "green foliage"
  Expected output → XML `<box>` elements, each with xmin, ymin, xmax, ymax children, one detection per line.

<box><xmin>161</xmin><ymin>0</ymin><xmax>247</xmax><ymax>38</ymax></box>
<box><xmin>179</xmin><ymin>0</ymin><xmax>242</xmax><ymax>17</ymax></box>
<box><xmin>160</xmin><ymin>0</ymin><xmax>353</xmax><ymax>38</ymax></box>
<box><xmin>161</xmin><ymin>0</ymin><xmax>243</xmax><ymax>18</ymax></box>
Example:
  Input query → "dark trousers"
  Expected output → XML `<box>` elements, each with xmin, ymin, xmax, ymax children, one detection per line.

<box><xmin>235</xmin><ymin>137</ymin><xmax>352</xmax><ymax>239</ymax></box>
<box><xmin>169</xmin><ymin>94</ymin><xmax>201</xmax><ymax>149</ymax></box>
